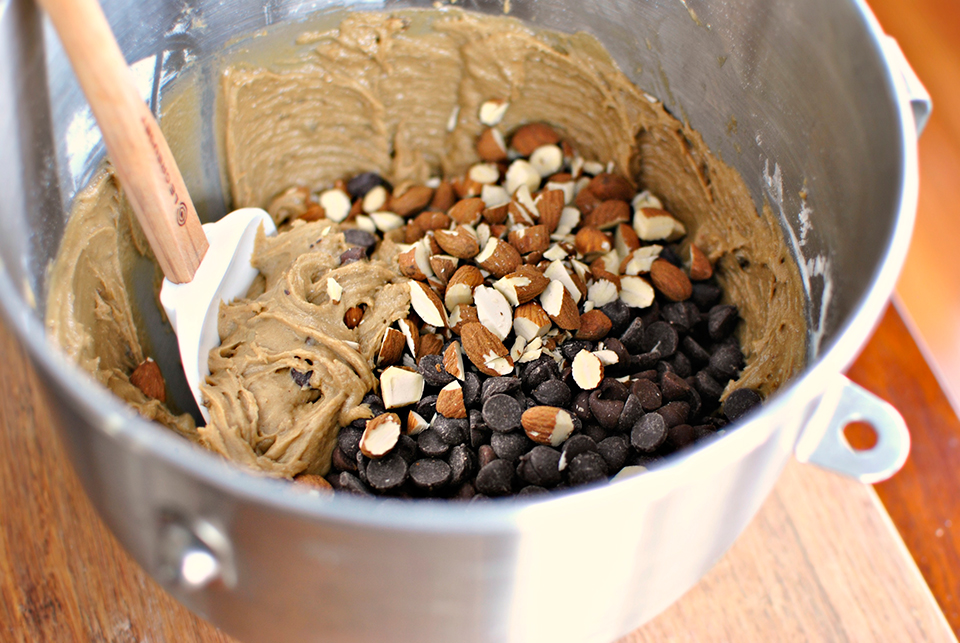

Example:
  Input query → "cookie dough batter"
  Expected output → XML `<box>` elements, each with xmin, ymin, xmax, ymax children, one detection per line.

<box><xmin>45</xmin><ymin>10</ymin><xmax>806</xmax><ymax>478</ymax></box>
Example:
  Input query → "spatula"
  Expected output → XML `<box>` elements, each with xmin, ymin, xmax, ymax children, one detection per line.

<box><xmin>39</xmin><ymin>0</ymin><xmax>276</xmax><ymax>420</ymax></box>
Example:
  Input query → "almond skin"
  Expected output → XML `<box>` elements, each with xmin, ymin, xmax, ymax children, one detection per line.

<box><xmin>414</xmin><ymin>210</ymin><xmax>451</xmax><ymax>231</ymax></box>
<box><xmin>574</xmin><ymin>226</ymin><xmax>612</xmax><ymax>258</ymax></box>
<box><xmin>687</xmin><ymin>244</ymin><xmax>714</xmax><ymax>280</ymax></box>
<box><xmin>583</xmin><ymin>199</ymin><xmax>630</xmax><ymax>230</ymax></box>
<box><xmin>460</xmin><ymin>322</ymin><xmax>514</xmax><ymax>376</ymax></box>
<box><xmin>430</xmin><ymin>181</ymin><xmax>457</xmax><ymax>211</ymax></box>
<box><xmin>344</xmin><ymin>306</ymin><xmax>364</xmax><ymax>329</ymax></box>
<box><xmin>521</xmin><ymin>406</ymin><xmax>578</xmax><ymax>446</ymax></box>
<box><xmin>574</xmin><ymin>186</ymin><xmax>602</xmax><ymax>217</ymax></box>
<box><xmin>377</xmin><ymin>328</ymin><xmax>406</xmax><ymax>366</ymax></box>
<box><xmin>435</xmin><ymin>226</ymin><xmax>480</xmax><ymax>259</ymax></box>
<box><xmin>536</xmin><ymin>189</ymin><xmax>565</xmax><ymax>232</ymax></box>
<box><xmin>511</xmin><ymin>122</ymin><xmax>561</xmax><ymax>156</ymax></box>
<box><xmin>130</xmin><ymin>358</ymin><xmax>166</xmax><ymax>403</ymax></box>
<box><xmin>417</xmin><ymin>333</ymin><xmax>444</xmax><ymax>360</ymax></box>
<box><xmin>390</xmin><ymin>185</ymin><xmax>434</xmax><ymax>217</ymax></box>
<box><xmin>475</xmin><ymin>238</ymin><xmax>522</xmax><ymax>277</ymax></box>
<box><xmin>476</xmin><ymin>127</ymin><xmax>508</xmax><ymax>162</ymax></box>
<box><xmin>650</xmin><ymin>258</ymin><xmax>693</xmax><ymax>301</ymax></box>
<box><xmin>587</xmin><ymin>173</ymin><xmax>634</xmax><ymax>201</ymax></box>
<box><xmin>575</xmin><ymin>310</ymin><xmax>613</xmax><ymax>341</ymax></box>
<box><xmin>448</xmin><ymin>197</ymin><xmax>486</xmax><ymax>225</ymax></box>
<box><xmin>508</xmin><ymin>224</ymin><xmax>550</xmax><ymax>255</ymax></box>
<box><xmin>436</xmin><ymin>382</ymin><xmax>467</xmax><ymax>419</ymax></box>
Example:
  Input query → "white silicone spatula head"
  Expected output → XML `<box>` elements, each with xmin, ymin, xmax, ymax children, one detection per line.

<box><xmin>38</xmin><ymin>0</ymin><xmax>274</xmax><ymax>417</ymax></box>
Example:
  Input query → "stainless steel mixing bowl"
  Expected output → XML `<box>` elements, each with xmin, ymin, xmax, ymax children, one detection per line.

<box><xmin>0</xmin><ymin>0</ymin><xmax>929</xmax><ymax>641</ymax></box>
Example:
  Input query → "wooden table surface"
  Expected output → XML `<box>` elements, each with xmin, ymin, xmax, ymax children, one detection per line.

<box><xmin>4</xmin><ymin>0</ymin><xmax>960</xmax><ymax>639</ymax></box>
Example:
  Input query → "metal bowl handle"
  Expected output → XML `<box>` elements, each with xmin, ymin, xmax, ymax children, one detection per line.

<box><xmin>794</xmin><ymin>373</ymin><xmax>910</xmax><ymax>483</ymax></box>
<box><xmin>881</xmin><ymin>35</ymin><xmax>932</xmax><ymax>135</ymax></box>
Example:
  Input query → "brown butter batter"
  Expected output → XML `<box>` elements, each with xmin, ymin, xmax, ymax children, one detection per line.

<box><xmin>45</xmin><ymin>9</ymin><xmax>806</xmax><ymax>479</ymax></box>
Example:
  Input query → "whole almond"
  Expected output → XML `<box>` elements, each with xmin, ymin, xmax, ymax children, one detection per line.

<box><xmin>511</xmin><ymin>123</ymin><xmax>561</xmax><ymax>156</ymax></box>
<box><xmin>430</xmin><ymin>181</ymin><xmax>457</xmax><ymax>211</ymax></box>
<box><xmin>130</xmin><ymin>358</ymin><xmax>166</xmax><ymax>403</ymax></box>
<box><xmin>414</xmin><ymin>210</ymin><xmax>451</xmax><ymax>231</ymax></box>
<box><xmin>587</xmin><ymin>173</ymin><xmax>634</xmax><ymax>201</ymax></box>
<box><xmin>583</xmin><ymin>199</ymin><xmax>630</xmax><ymax>230</ymax></box>
<box><xmin>460</xmin><ymin>322</ymin><xmax>515</xmax><ymax>376</ymax></box>
<box><xmin>390</xmin><ymin>185</ymin><xmax>434</xmax><ymax>217</ymax></box>
<box><xmin>650</xmin><ymin>258</ymin><xmax>693</xmax><ymax>301</ymax></box>
<box><xmin>435</xmin><ymin>226</ymin><xmax>480</xmax><ymax>259</ymax></box>
<box><xmin>476</xmin><ymin>127</ymin><xmax>508</xmax><ymax>162</ymax></box>
<box><xmin>448</xmin><ymin>197</ymin><xmax>486</xmax><ymax>225</ymax></box>
<box><xmin>344</xmin><ymin>306</ymin><xmax>364</xmax><ymax>329</ymax></box>
<box><xmin>575</xmin><ymin>309</ymin><xmax>613</xmax><ymax>341</ymax></box>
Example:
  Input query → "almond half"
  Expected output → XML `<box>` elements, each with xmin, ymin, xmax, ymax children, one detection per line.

<box><xmin>475</xmin><ymin>237</ymin><xmax>522</xmax><ymax>277</ymax></box>
<box><xmin>460</xmin><ymin>322</ymin><xmax>515</xmax><ymax>376</ymax></box>
<box><xmin>539</xmin><ymin>280</ymin><xmax>581</xmax><ymax>331</ymax></box>
<box><xmin>514</xmin><ymin>302</ymin><xmax>552</xmax><ymax>341</ymax></box>
<box><xmin>377</xmin><ymin>327</ymin><xmax>406</xmax><ymax>366</ymax></box>
<box><xmin>436</xmin><ymin>381</ymin><xmax>467</xmax><ymax>419</ymax></box>
<box><xmin>360</xmin><ymin>413</ymin><xmax>402</xmax><ymax>458</ymax></box>
<box><xmin>571</xmin><ymin>349</ymin><xmax>604</xmax><ymax>390</ymax></box>
<box><xmin>443</xmin><ymin>340</ymin><xmax>465</xmax><ymax>380</ymax></box>
<box><xmin>521</xmin><ymin>406</ymin><xmax>578</xmax><ymax>446</ymax></box>
<box><xmin>131</xmin><ymin>358</ymin><xmax>166</xmax><ymax>403</ymax></box>
<box><xmin>409</xmin><ymin>281</ymin><xmax>449</xmax><ymax>328</ymax></box>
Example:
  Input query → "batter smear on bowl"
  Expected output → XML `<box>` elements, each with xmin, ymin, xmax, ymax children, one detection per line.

<box><xmin>45</xmin><ymin>10</ymin><xmax>806</xmax><ymax>496</ymax></box>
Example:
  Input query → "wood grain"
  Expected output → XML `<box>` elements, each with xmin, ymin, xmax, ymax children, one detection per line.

<box><xmin>0</xmin><ymin>313</ymin><xmax>954</xmax><ymax>642</ymax></box>
<box><xmin>868</xmin><ymin>0</ymin><xmax>960</xmax><ymax>410</ymax></box>
<box><xmin>847</xmin><ymin>302</ymin><xmax>960</xmax><ymax>632</ymax></box>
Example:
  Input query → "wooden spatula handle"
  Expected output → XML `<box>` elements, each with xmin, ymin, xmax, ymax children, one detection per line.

<box><xmin>38</xmin><ymin>0</ymin><xmax>208</xmax><ymax>284</ymax></box>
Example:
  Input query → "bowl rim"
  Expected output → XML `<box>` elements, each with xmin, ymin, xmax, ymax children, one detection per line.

<box><xmin>0</xmin><ymin>0</ymin><xmax>918</xmax><ymax>533</ymax></box>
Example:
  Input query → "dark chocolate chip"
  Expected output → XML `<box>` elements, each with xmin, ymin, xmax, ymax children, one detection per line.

<box><xmin>640</xmin><ymin>301</ymin><xmax>661</xmax><ymax>327</ymax></box>
<box><xmin>600</xmin><ymin>299</ymin><xmax>631</xmax><ymax>335</ymax></box>
<box><xmin>522</xmin><ymin>357</ymin><xmax>560</xmax><ymax>392</ymax></box>
<box><xmin>566</xmin><ymin>452</ymin><xmax>608</xmax><ymax>486</ymax></box>
<box><xmin>573</xmin><ymin>390</ymin><xmax>593</xmax><ymax>422</ymax></box>
<box><xmin>635</xmin><ymin>351</ymin><xmax>661</xmax><ymax>370</ymax></box>
<box><xmin>338</xmin><ymin>426</ymin><xmax>363</xmax><ymax>460</ymax></box>
<box><xmin>482</xmin><ymin>394</ymin><xmax>523</xmax><ymax>433</ymax></box>
<box><xmin>660</xmin><ymin>371</ymin><xmax>692</xmax><ymax>401</ymax></box>
<box><xmin>708</xmin><ymin>305</ymin><xmax>739</xmax><ymax>342</ymax></box>
<box><xmin>602</xmin><ymin>338</ymin><xmax>631</xmax><ymax>372</ymax></box>
<box><xmin>394</xmin><ymin>434</ymin><xmax>418</xmax><ymax>463</ymax></box>
<box><xmin>559</xmin><ymin>434</ymin><xmax>598</xmax><ymax>470</ymax></box>
<box><xmin>532</xmin><ymin>379</ymin><xmax>571</xmax><ymax>407</ymax></box>
<box><xmin>560</xmin><ymin>339</ymin><xmax>593</xmax><ymax>362</ymax></box>
<box><xmin>665</xmin><ymin>423</ymin><xmax>697</xmax><ymax>452</ymax></box>
<box><xmin>418</xmin><ymin>354</ymin><xmax>454</xmax><ymax>387</ymax></box>
<box><xmin>686</xmin><ymin>387</ymin><xmax>702</xmax><ymax>418</ymax></box>
<box><xmin>470</xmin><ymin>425</ymin><xmax>491</xmax><ymax>449</ymax></box>
<box><xmin>356</xmin><ymin>452</ymin><xmax>368</xmax><ymax>482</ymax></box>
<box><xmin>478</xmin><ymin>444</ymin><xmax>498</xmax><ymax>468</ymax></box>
<box><xmin>631</xmin><ymin>378</ymin><xmax>662</xmax><ymax>411</ymax></box>
<box><xmin>290</xmin><ymin>368</ymin><xmax>312</xmax><ymax>388</ymax></box>
<box><xmin>662</xmin><ymin>301</ymin><xmax>700</xmax><ymax>333</ymax></box>
<box><xmin>692</xmin><ymin>425</ymin><xmax>717</xmax><ymax>441</ymax></box>
<box><xmin>695</xmin><ymin>370</ymin><xmax>724</xmax><ymax>402</ymax></box>
<box><xmin>347</xmin><ymin>171</ymin><xmax>388</xmax><ymax>199</ymax></box>
<box><xmin>469</xmin><ymin>408</ymin><xmax>485</xmax><ymax>430</ymax></box>
<box><xmin>599</xmin><ymin>377</ymin><xmax>630</xmax><ymax>401</ymax></box>
<box><xmin>433</xmin><ymin>415</ymin><xmax>469</xmax><ymax>445</ymax></box>
<box><xmin>517</xmin><ymin>485</ymin><xmax>548</xmax><ymax>496</ymax></box>
<box><xmin>448</xmin><ymin>444</ymin><xmax>477</xmax><ymax>487</ymax></box>
<box><xmin>598</xmin><ymin>435</ymin><xmax>629</xmax><ymax>472</ymax></box>
<box><xmin>641</xmin><ymin>321</ymin><xmax>678</xmax><ymax>357</ymax></box>
<box><xmin>475</xmin><ymin>459</ymin><xmax>515</xmax><ymax>496</ymax></box>
<box><xmin>417</xmin><ymin>428</ymin><xmax>450</xmax><ymax>457</ymax></box>
<box><xmin>682</xmin><ymin>336</ymin><xmax>712</xmax><ymax>365</ymax></box>
<box><xmin>517</xmin><ymin>446</ymin><xmax>562</xmax><ymax>487</ymax></box>
<box><xmin>338</xmin><ymin>471</ymin><xmax>372</xmax><ymax>495</ymax></box>
<box><xmin>365</xmin><ymin>452</ymin><xmax>408</xmax><ymax>491</ymax></box>
<box><xmin>617</xmin><ymin>394</ymin><xmax>644</xmax><ymax>433</ymax></box>
<box><xmin>462</xmin><ymin>372</ymin><xmax>481</xmax><ymax>408</ymax></box>
<box><xmin>670</xmin><ymin>352</ymin><xmax>692</xmax><ymax>378</ymax></box>
<box><xmin>416</xmin><ymin>395</ymin><xmax>439</xmax><ymax>419</ymax></box>
<box><xmin>691</xmin><ymin>283</ymin><xmax>722</xmax><ymax>312</ymax></box>
<box><xmin>481</xmin><ymin>376</ymin><xmax>522</xmax><ymax>404</ymax></box>
<box><xmin>581</xmin><ymin>422</ymin><xmax>608</xmax><ymax>444</ymax></box>
<box><xmin>619</xmin><ymin>317</ymin><xmax>645</xmax><ymax>353</ymax></box>
<box><xmin>491</xmin><ymin>431</ymin><xmax>531</xmax><ymax>462</ymax></box>
<box><xmin>659</xmin><ymin>245</ymin><xmax>684</xmax><ymax>267</ymax></box>
<box><xmin>657</xmin><ymin>401</ymin><xmax>690</xmax><ymax>428</ymax></box>
<box><xmin>707</xmin><ymin>344</ymin><xmax>743</xmax><ymax>381</ymax></box>
<box><xmin>363</xmin><ymin>393</ymin><xmax>384</xmax><ymax>407</ymax></box>
<box><xmin>331</xmin><ymin>446</ymin><xmax>357</xmax><ymax>472</ymax></box>
<box><xmin>723</xmin><ymin>388</ymin><xmax>763</xmax><ymax>422</ymax></box>
<box><xmin>588</xmin><ymin>392</ymin><xmax>624</xmax><ymax>430</ymax></box>
<box><xmin>409</xmin><ymin>458</ymin><xmax>452</xmax><ymax>491</ymax></box>
<box><xmin>631</xmin><ymin>413</ymin><xmax>668</xmax><ymax>452</ymax></box>
<box><xmin>339</xmin><ymin>246</ymin><xmax>367</xmax><ymax>265</ymax></box>
<box><xmin>343</xmin><ymin>228</ymin><xmax>378</xmax><ymax>252</ymax></box>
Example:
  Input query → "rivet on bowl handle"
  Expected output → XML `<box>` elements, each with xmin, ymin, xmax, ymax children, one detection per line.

<box><xmin>881</xmin><ymin>35</ymin><xmax>932</xmax><ymax>135</ymax></box>
<box><xmin>794</xmin><ymin>373</ymin><xmax>910</xmax><ymax>483</ymax></box>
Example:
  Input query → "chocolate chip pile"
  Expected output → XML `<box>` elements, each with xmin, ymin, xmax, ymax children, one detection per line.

<box><xmin>278</xmin><ymin>99</ymin><xmax>765</xmax><ymax>498</ymax></box>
